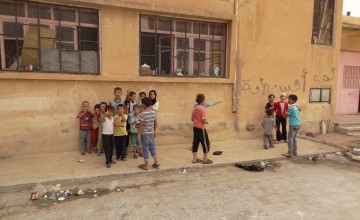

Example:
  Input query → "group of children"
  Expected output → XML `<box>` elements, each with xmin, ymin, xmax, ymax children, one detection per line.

<box><xmin>77</xmin><ymin>87</ymin><xmax>160</xmax><ymax>168</ymax></box>
<box><xmin>262</xmin><ymin>93</ymin><xmax>301</xmax><ymax>157</ymax></box>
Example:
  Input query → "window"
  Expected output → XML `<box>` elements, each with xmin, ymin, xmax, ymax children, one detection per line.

<box><xmin>0</xmin><ymin>0</ymin><xmax>99</xmax><ymax>74</ymax></box>
<box><xmin>140</xmin><ymin>15</ymin><xmax>227</xmax><ymax>77</ymax></box>
<box><xmin>342</xmin><ymin>66</ymin><xmax>360</xmax><ymax>89</ymax></box>
<box><xmin>311</xmin><ymin>0</ymin><xmax>335</xmax><ymax>45</ymax></box>
<box><xmin>309</xmin><ymin>88</ymin><xmax>331</xmax><ymax>102</ymax></box>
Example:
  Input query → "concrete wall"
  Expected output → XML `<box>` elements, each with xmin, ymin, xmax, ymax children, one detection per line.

<box><xmin>341</xmin><ymin>28</ymin><xmax>360</xmax><ymax>52</ymax></box>
<box><xmin>0</xmin><ymin>0</ymin><xmax>343</xmax><ymax>156</ymax></box>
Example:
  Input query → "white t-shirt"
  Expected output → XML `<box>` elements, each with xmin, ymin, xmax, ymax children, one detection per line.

<box><xmin>280</xmin><ymin>102</ymin><xmax>285</xmax><ymax>114</ymax></box>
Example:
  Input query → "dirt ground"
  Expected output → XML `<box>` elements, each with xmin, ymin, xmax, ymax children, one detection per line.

<box><xmin>1</xmin><ymin>154</ymin><xmax>360</xmax><ymax>220</ymax></box>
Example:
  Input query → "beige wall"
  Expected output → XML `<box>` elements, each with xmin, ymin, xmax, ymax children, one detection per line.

<box><xmin>0</xmin><ymin>0</ymin><xmax>343</xmax><ymax>156</ymax></box>
<box><xmin>341</xmin><ymin>28</ymin><xmax>360</xmax><ymax>52</ymax></box>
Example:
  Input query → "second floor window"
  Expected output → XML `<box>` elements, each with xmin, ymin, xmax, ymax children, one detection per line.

<box><xmin>311</xmin><ymin>0</ymin><xmax>335</xmax><ymax>46</ymax></box>
<box><xmin>140</xmin><ymin>15</ymin><xmax>227</xmax><ymax>77</ymax></box>
<box><xmin>0</xmin><ymin>0</ymin><xmax>99</xmax><ymax>74</ymax></box>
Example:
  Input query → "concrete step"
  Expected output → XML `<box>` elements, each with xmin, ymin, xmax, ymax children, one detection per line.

<box><xmin>334</xmin><ymin>126</ymin><xmax>360</xmax><ymax>136</ymax></box>
<box><xmin>334</xmin><ymin>122</ymin><xmax>360</xmax><ymax>127</ymax></box>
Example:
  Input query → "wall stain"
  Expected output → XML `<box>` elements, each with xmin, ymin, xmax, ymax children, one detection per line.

<box><xmin>218</xmin><ymin>122</ymin><xmax>227</xmax><ymax>127</ymax></box>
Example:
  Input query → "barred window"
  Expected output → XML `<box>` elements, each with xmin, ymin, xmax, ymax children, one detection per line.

<box><xmin>0</xmin><ymin>0</ymin><xmax>99</xmax><ymax>74</ymax></box>
<box><xmin>140</xmin><ymin>15</ymin><xmax>227</xmax><ymax>77</ymax></box>
<box><xmin>311</xmin><ymin>0</ymin><xmax>335</xmax><ymax>45</ymax></box>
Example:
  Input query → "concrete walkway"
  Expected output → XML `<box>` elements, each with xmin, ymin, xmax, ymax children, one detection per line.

<box><xmin>0</xmin><ymin>136</ymin><xmax>342</xmax><ymax>188</ymax></box>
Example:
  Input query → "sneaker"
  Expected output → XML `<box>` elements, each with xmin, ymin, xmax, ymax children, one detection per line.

<box><xmin>264</xmin><ymin>146</ymin><xmax>269</xmax><ymax>150</ymax></box>
<box><xmin>97</xmin><ymin>151</ymin><xmax>101</xmax><ymax>156</ymax></box>
<box><xmin>81</xmin><ymin>152</ymin><xmax>85</xmax><ymax>155</ymax></box>
<box><xmin>122</xmin><ymin>158</ymin><xmax>127</xmax><ymax>161</ymax></box>
<box><xmin>106</xmin><ymin>163</ymin><xmax>111</xmax><ymax>168</ymax></box>
<box><xmin>116</xmin><ymin>157</ymin><xmax>121</xmax><ymax>161</ymax></box>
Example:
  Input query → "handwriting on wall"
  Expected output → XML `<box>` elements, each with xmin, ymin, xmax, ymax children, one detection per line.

<box><xmin>241</xmin><ymin>68</ymin><xmax>335</xmax><ymax>95</ymax></box>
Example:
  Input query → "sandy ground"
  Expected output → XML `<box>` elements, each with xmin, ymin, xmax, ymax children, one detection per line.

<box><xmin>1</xmin><ymin>154</ymin><xmax>360</xmax><ymax>220</ymax></box>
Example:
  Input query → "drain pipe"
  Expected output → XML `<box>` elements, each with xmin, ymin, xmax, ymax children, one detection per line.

<box><xmin>232</xmin><ymin>0</ymin><xmax>240</xmax><ymax>132</ymax></box>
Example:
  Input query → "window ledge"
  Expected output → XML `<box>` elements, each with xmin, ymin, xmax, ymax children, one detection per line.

<box><xmin>0</xmin><ymin>71</ymin><xmax>234</xmax><ymax>84</ymax></box>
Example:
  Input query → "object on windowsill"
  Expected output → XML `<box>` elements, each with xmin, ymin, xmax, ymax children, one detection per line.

<box><xmin>141</xmin><ymin>64</ymin><xmax>151</xmax><ymax>75</ymax></box>
<box><xmin>176</xmin><ymin>68</ymin><xmax>183</xmax><ymax>76</ymax></box>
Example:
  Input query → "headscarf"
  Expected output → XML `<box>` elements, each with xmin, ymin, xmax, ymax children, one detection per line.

<box><xmin>149</xmin><ymin>90</ymin><xmax>157</xmax><ymax>106</ymax></box>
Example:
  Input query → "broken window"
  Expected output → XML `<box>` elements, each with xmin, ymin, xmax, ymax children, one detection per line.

<box><xmin>311</xmin><ymin>0</ymin><xmax>335</xmax><ymax>45</ymax></box>
<box><xmin>309</xmin><ymin>88</ymin><xmax>331</xmax><ymax>102</ymax></box>
<box><xmin>0</xmin><ymin>0</ymin><xmax>99</xmax><ymax>74</ymax></box>
<box><xmin>140</xmin><ymin>15</ymin><xmax>227</xmax><ymax>77</ymax></box>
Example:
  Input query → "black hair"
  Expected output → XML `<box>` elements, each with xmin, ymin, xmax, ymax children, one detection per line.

<box><xmin>133</xmin><ymin>104</ymin><xmax>140</xmax><ymax>110</ymax></box>
<box><xmin>268</xmin><ymin>94</ymin><xmax>275</xmax><ymax>99</ymax></box>
<box><xmin>114</xmin><ymin>87</ymin><xmax>122</xmax><ymax>92</ymax></box>
<box><xmin>142</xmin><ymin>97</ymin><xmax>152</xmax><ymax>107</ymax></box>
<box><xmin>105</xmin><ymin>105</ymin><xmax>114</xmax><ymax>112</ymax></box>
<box><xmin>94</xmin><ymin>104</ymin><xmax>100</xmax><ymax>109</ymax></box>
<box><xmin>149</xmin><ymin>90</ymin><xmax>157</xmax><ymax>106</ymax></box>
<box><xmin>99</xmin><ymin>102</ymin><xmax>107</xmax><ymax>106</ymax></box>
<box><xmin>129</xmin><ymin>91</ymin><xmax>136</xmax><ymax>96</ymax></box>
<box><xmin>266</xmin><ymin>109</ymin><xmax>273</xmax><ymax>116</ymax></box>
<box><xmin>196</xmin><ymin>94</ymin><xmax>205</xmax><ymax>104</ymax></box>
<box><xmin>139</xmin><ymin>92</ymin><xmax>146</xmax><ymax>97</ymax></box>
<box><xmin>288</xmin><ymin>94</ymin><xmax>298</xmax><ymax>103</ymax></box>
<box><xmin>117</xmin><ymin>104</ymin><xmax>125</xmax><ymax>109</ymax></box>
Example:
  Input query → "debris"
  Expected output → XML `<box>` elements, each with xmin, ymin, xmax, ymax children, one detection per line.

<box><xmin>235</xmin><ymin>163</ymin><xmax>264</xmax><ymax>172</ymax></box>
<box><xmin>94</xmin><ymin>190</ymin><xmax>97</xmax><ymax>193</ymax></box>
<box><xmin>44</xmin><ymin>195</ymin><xmax>47</xmax><ymax>200</ymax></box>
<box><xmin>74</xmin><ymin>189</ymin><xmax>84</xmax><ymax>196</ymax></box>
<box><xmin>94</xmin><ymin>194</ymin><xmax>98</xmax><ymax>197</ymax></box>
<box><xmin>304</xmin><ymin>153</ymin><xmax>326</xmax><ymax>160</ymax></box>
<box><xmin>57</xmin><ymin>197</ymin><xmax>65</xmax><ymax>201</ymax></box>
<box><xmin>50</xmin><ymin>193</ymin><xmax>57</xmax><ymax>200</ymax></box>
<box><xmin>31</xmin><ymin>184</ymin><xmax>47</xmax><ymax>196</ymax></box>
<box><xmin>30</xmin><ymin>192</ymin><xmax>41</xmax><ymax>200</ymax></box>
<box><xmin>116</xmin><ymin>187</ymin><xmax>125</xmax><ymax>192</ymax></box>
<box><xmin>351</xmin><ymin>156</ymin><xmax>360</xmax><ymax>162</ymax></box>
<box><xmin>259</xmin><ymin>161</ymin><xmax>269</xmax><ymax>168</ymax></box>
<box><xmin>335</xmin><ymin>151</ymin><xmax>344</xmax><ymax>156</ymax></box>
<box><xmin>353</xmin><ymin>148</ymin><xmax>360</xmax><ymax>156</ymax></box>
<box><xmin>305</xmin><ymin>132</ymin><xmax>314</xmax><ymax>137</ymax></box>
<box><xmin>78</xmin><ymin>160</ymin><xmax>85</xmax><ymax>163</ymax></box>
<box><xmin>213</xmin><ymin>151</ymin><xmax>223</xmax><ymax>155</ymax></box>
<box><xmin>52</xmin><ymin>184</ymin><xmax>62</xmax><ymax>192</ymax></box>
<box><xmin>108</xmin><ymin>181</ymin><xmax>118</xmax><ymax>191</ymax></box>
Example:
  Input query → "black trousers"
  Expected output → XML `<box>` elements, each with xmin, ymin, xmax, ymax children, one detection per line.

<box><xmin>102</xmin><ymin>134</ymin><xmax>114</xmax><ymax>164</ymax></box>
<box><xmin>276</xmin><ymin>116</ymin><xmax>287</xmax><ymax>141</ymax></box>
<box><xmin>192</xmin><ymin>127</ymin><xmax>210</xmax><ymax>154</ymax></box>
<box><xmin>114</xmin><ymin>135</ymin><xmax>127</xmax><ymax>159</ymax></box>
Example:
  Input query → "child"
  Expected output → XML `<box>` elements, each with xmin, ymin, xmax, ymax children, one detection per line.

<box><xmin>96</xmin><ymin>102</ymin><xmax>107</xmax><ymax>156</ymax></box>
<box><xmin>282</xmin><ymin>94</ymin><xmax>301</xmax><ymax>157</ymax></box>
<box><xmin>264</xmin><ymin>94</ymin><xmax>276</xmax><ymax>113</ymax></box>
<box><xmin>100</xmin><ymin>105</ymin><xmax>116</xmax><ymax>168</ymax></box>
<box><xmin>139</xmin><ymin>92</ymin><xmax>146</xmax><ymax>104</ymax></box>
<box><xmin>262</xmin><ymin>109</ymin><xmax>277</xmax><ymax>149</ymax></box>
<box><xmin>114</xmin><ymin>104</ymin><xmax>128</xmax><ymax>161</ymax></box>
<box><xmin>129</xmin><ymin>104</ymin><xmax>142</xmax><ymax>159</ymax></box>
<box><xmin>77</xmin><ymin>101</ymin><xmax>93</xmax><ymax>155</ymax></box>
<box><xmin>191</xmin><ymin>94</ymin><xmax>213</xmax><ymax>164</ymax></box>
<box><xmin>91</xmin><ymin>104</ymin><xmax>100</xmax><ymax>152</ymax></box>
<box><xmin>109</xmin><ymin>87</ymin><xmax>125</xmax><ymax>112</ymax></box>
<box><xmin>137</xmin><ymin>97</ymin><xmax>160</xmax><ymax>170</ymax></box>
<box><xmin>126</xmin><ymin>91</ymin><xmax>137</xmax><ymax>114</ymax></box>
<box><xmin>273</xmin><ymin>93</ymin><xmax>289</xmax><ymax>142</ymax></box>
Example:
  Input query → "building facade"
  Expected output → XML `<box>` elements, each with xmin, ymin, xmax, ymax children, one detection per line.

<box><xmin>0</xmin><ymin>0</ymin><xmax>343</xmax><ymax>156</ymax></box>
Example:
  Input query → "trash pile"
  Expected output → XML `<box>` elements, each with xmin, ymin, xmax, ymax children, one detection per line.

<box><xmin>304</xmin><ymin>153</ymin><xmax>326</xmax><ymax>161</ymax></box>
<box><xmin>235</xmin><ymin>161</ymin><xmax>281</xmax><ymax>172</ymax></box>
<box><xmin>339</xmin><ymin>147</ymin><xmax>360</xmax><ymax>162</ymax></box>
<box><xmin>30</xmin><ymin>182</ymin><xmax>126</xmax><ymax>205</ymax></box>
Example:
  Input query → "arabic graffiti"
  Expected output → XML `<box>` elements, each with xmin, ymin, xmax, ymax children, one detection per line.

<box><xmin>313</xmin><ymin>68</ymin><xmax>335</xmax><ymax>82</ymax></box>
<box><xmin>241</xmin><ymin>68</ymin><xmax>308</xmax><ymax>95</ymax></box>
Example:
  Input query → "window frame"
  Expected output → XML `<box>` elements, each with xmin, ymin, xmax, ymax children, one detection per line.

<box><xmin>139</xmin><ymin>14</ymin><xmax>227</xmax><ymax>78</ymax></box>
<box><xmin>309</xmin><ymin>88</ymin><xmax>331</xmax><ymax>103</ymax></box>
<box><xmin>0</xmin><ymin>0</ymin><xmax>100</xmax><ymax>74</ymax></box>
<box><xmin>311</xmin><ymin>0</ymin><xmax>335</xmax><ymax>46</ymax></box>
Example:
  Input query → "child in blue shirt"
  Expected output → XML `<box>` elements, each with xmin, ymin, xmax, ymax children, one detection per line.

<box><xmin>282</xmin><ymin>94</ymin><xmax>301</xmax><ymax>157</ymax></box>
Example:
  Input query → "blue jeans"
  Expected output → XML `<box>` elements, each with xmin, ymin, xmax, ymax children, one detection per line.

<box><xmin>288</xmin><ymin>125</ymin><xmax>300</xmax><ymax>154</ymax></box>
<box><xmin>141</xmin><ymin>134</ymin><xmax>157</xmax><ymax>162</ymax></box>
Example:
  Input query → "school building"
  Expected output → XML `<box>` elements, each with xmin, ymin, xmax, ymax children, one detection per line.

<box><xmin>0</xmin><ymin>0</ymin><xmax>343</xmax><ymax>156</ymax></box>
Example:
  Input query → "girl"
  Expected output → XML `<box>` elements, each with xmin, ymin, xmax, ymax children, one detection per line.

<box><xmin>273</xmin><ymin>93</ymin><xmax>289</xmax><ymax>142</ymax></box>
<box><xmin>149</xmin><ymin>90</ymin><xmax>159</xmax><ymax>111</ymax></box>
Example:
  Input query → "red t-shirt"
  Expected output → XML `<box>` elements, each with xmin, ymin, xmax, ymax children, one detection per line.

<box><xmin>79</xmin><ymin>111</ymin><xmax>92</xmax><ymax>130</ymax></box>
<box><xmin>192</xmin><ymin>105</ymin><xmax>207</xmax><ymax>129</ymax></box>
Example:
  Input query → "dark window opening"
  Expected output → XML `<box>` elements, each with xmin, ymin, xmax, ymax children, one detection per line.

<box><xmin>311</xmin><ymin>0</ymin><xmax>335</xmax><ymax>45</ymax></box>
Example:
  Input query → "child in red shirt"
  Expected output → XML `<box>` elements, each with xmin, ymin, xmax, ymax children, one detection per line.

<box><xmin>77</xmin><ymin>101</ymin><xmax>93</xmax><ymax>155</ymax></box>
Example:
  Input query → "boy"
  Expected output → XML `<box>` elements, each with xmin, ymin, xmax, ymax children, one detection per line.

<box><xmin>129</xmin><ymin>104</ymin><xmax>142</xmax><ymax>159</ymax></box>
<box><xmin>100</xmin><ymin>105</ymin><xmax>116</xmax><ymax>168</ymax></box>
<box><xmin>96</xmin><ymin>102</ymin><xmax>107</xmax><ymax>156</ymax></box>
<box><xmin>77</xmin><ymin>101</ymin><xmax>93</xmax><ymax>155</ymax></box>
<box><xmin>137</xmin><ymin>97</ymin><xmax>160</xmax><ymax>170</ymax></box>
<box><xmin>273</xmin><ymin>93</ymin><xmax>289</xmax><ymax>142</ymax></box>
<box><xmin>109</xmin><ymin>87</ymin><xmax>125</xmax><ymax>113</ymax></box>
<box><xmin>282</xmin><ymin>94</ymin><xmax>301</xmax><ymax>157</ymax></box>
<box><xmin>126</xmin><ymin>91</ymin><xmax>137</xmax><ymax>115</ymax></box>
<box><xmin>262</xmin><ymin>109</ymin><xmax>277</xmax><ymax>149</ymax></box>
<box><xmin>114</xmin><ymin>104</ymin><xmax>128</xmax><ymax>161</ymax></box>
<box><xmin>139</xmin><ymin>92</ymin><xmax>146</xmax><ymax>102</ymax></box>
<box><xmin>91</xmin><ymin>104</ymin><xmax>100</xmax><ymax>152</ymax></box>
<box><xmin>191</xmin><ymin>94</ymin><xmax>213</xmax><ymax>164</ymax></box>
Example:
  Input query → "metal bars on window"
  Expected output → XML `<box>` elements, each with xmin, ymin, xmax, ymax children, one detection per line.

<box><xmin>311</xmin><ymin>0</ymin><xmax>335</xmax><ymax>45</ymax></box>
